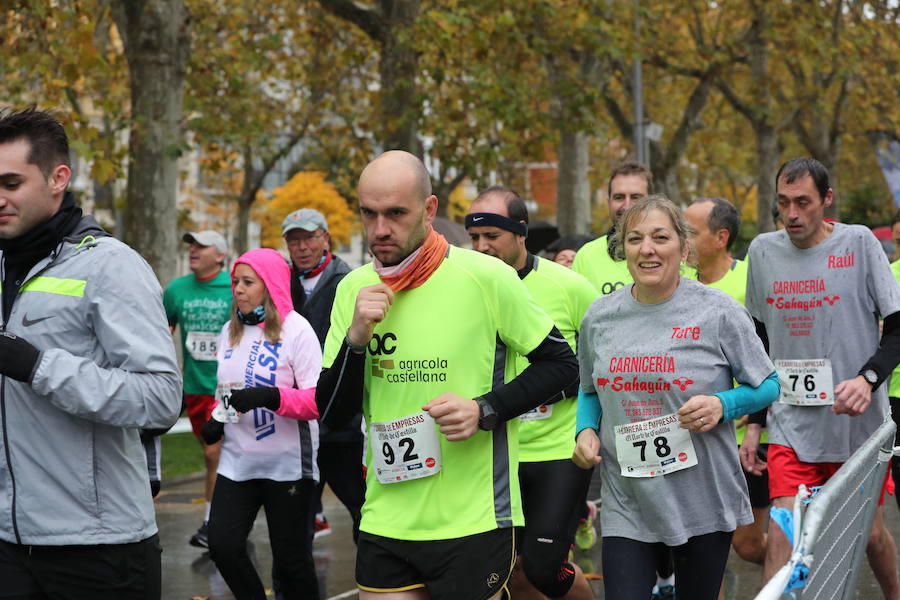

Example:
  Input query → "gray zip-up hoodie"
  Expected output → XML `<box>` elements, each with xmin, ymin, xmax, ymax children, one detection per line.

<box><xmin>0</xmin><ymin>216</ymin><xmax>182</xmax><ymax>545</ymax></box>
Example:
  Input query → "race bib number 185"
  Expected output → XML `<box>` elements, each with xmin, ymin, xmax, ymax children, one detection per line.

<box><xmin>187</xmin><ymin>331</ymin><xmax>218</xmax><ymax>361</ymax></box>
<box><xmin>614</xmin><ymin>413</ymin><xmax>698</xmax><ymax>478</ymax></box>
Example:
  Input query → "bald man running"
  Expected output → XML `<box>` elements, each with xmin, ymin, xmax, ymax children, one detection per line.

<box><xmin>316</xmin><ymin>151</ymin><xmax>578</xmax><ymax>600</ymax></box>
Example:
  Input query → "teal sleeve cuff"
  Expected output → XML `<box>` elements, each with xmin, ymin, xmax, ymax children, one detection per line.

<box><xmin>714</xmin><ymin>371</ymin><xmax>780</xmax><ymax>422</ymax></box>
<box><xmin>575</xmin><ymin>388</ymin><xmax>602</xmax><ymax>438</ymax></box>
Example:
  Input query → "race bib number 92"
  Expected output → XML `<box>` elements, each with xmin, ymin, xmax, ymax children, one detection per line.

<box><xmin>371</xmin><ymin>412</ymin><xmax>442</xmax><ymax>484</ymax></box>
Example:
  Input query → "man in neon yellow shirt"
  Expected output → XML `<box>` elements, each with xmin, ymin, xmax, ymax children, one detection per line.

<box><xmin>315</xmin><ymin>151</ymin><xmax>578</xmax><ymax>600</ymax></box>
<box><xmin>685</xmin><ymin>196</ymin><xmax>768</xmax><ymax>568</ymax></box>
<box><xmin>572</xmin><ymin>161</ymin><xmax>652</xmax><ymax>294</ymax></box>
<box><xmin>466</xmin><ymin>186</ymin><xmax>596</xmax><ymax>600</ymax></box>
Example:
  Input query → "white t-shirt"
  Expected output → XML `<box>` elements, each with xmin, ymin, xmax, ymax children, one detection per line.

<box><xmin>215</xmin><ymin>312</ymin><xmax>322</xmax><ymax>482</ymax></box>
<box><xmin>301</xmin><ymin>273</ymin><xmax>321</xmax><ymax>295</ymax></box>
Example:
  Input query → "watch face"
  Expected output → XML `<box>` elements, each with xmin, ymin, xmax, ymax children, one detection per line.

<box><xmin>864</xmin><ymin>370</ymin><xmax>878</xmax><ymax>384</ymax></box>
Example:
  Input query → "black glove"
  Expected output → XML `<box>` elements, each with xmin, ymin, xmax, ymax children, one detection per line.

<box><xmin>200</xmin><ymin>418</ymin><xmax>225</xmax><ymax>445</ymax></box>
<box><xmin>229</xmin><ymin>387</ymin><xmax>281</xmax><ymax>413</ymax></box>
<box><xmin>0</xmin><ymin>330</ymin><xmax>41</xmax><ymax>383</ymax></box>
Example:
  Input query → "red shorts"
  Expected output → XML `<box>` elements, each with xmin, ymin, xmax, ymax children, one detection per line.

<box><xmin>768</xmin><ymin>444</ymin><xmax>894</xmax><ymax>506</ymax></box>
<box><xmin>184</xmin><ymin>394</ymin><xmax>217</xmax><ymax>439</ymax></box>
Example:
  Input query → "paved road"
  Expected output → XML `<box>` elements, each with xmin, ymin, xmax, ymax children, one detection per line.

<box><xmin>156</xmin><ymin>474</ymin><xmax>900</xmax><ymax>599</ymax></box>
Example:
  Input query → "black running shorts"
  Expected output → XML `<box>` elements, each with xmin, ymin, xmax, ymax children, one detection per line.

<box><xmin>356</xmin><ymin>528</ymin><xmax>515</xmax><ymax>600</ymax></box>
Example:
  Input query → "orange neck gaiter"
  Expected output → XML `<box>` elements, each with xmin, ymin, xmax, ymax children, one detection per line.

<box><xmin>374</xmin><ymin>227</ymin><xmax>449</xmax><ymax>292</ymax></box>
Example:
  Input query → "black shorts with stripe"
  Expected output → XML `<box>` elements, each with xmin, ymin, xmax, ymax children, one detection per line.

<box><xmin>356</xmin><ymin>528</ymin><xmax>515</xmax><ymax>600</ymax></box>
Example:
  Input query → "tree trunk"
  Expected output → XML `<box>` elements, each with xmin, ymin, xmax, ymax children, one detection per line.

<box><xmin>235</xmin><ymin>196</ymin><xmax>252</xmax><ymax>256</ymax></box>
<box><xmin>810</xmin><ymin>145</ymin><xmax>842</xmax><ymax>220</ymax></box>
<box><xmin>755</xmin><ymin>121</ymin><xmax>778</xmax><ymax>233</ymax></box>
<box><xmin>556</xmin><ymin>130</ymin><xmax>591</xmax><ymax>235</ymax></box>
<box><xmin>652</xmin><ymin>162</ymin><xmax>681</xmax><ymax>206</ymax></box>
<box><xmin>111</xmin><ymin>0</ymin><xmax>189</xmax><ymax>286</ymax></box>
<box><xmin>379</xmin><ymin>0</ymin><xmax>421</xmax><ymax>156</ymax></box>
<box><xmin>318</xmin><ymin>0</ymin><xmax>422</xmax><ymax>157</ymax></box>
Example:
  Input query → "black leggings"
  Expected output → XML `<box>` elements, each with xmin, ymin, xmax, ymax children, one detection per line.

<box><xmin>602</xmin><ymin>532</ymin><xmax>733</xmax><ymax>600</ymax></box>
<box><xmin>208</xmin><ymin>475</ymin><xmax>319</xmax><ymax>600</ymax></box>
<box><xmin>519</xmin><ymin>459</ymin><xmax>593</xmax><ymax>598</ymax></box>
<box><xmin>312</xmin><ymin>438</ymin><xmax>366</xmax><ymax>544</ymax></box>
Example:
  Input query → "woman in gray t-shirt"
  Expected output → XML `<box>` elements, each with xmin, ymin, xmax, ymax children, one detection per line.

<box><xmin>573</xmin><ymin>196</ymin><xmax>778</xmax><ymax>600</ymax></box>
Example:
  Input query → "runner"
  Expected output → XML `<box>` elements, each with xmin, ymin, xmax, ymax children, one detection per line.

<box><xmin>0</xmin><ymin>107</ymin><xmax>181</xmax><ymax>597</ymax></box>
<box><xmin>163</xmin><ymin>229</ymin><xmax>232</xmax><ymax>548</ymax></box>
<box><xmin>742</xmin><ymin>158</ymin><xmax>900</xmax><ymax>599</ymax></box>
<box><xmin>571</xmin><ymin>161</ymin><xmax>678</xmax><ymax>595</ymax></box>
<box><xmin>573</xmin><ymin>195</ymin><xmax>779</xmax><ymax>600</ymax></box>
<box><xmin>572</xmin><ymin>161</ymin><xmax>652</xmax><ymax>295</ymax></box>
<box><xmin>201</xmin><ymin>248</ymin><xmax>322</xmax><ymax>600</ymax></box>
<box><xmin>315</xmin><ymin>150</ymin><xmax>578</xmax><ymax>600</ymax></box>
<box><xmin>283</xmin><ymin>207</ymin><xmax>365</xmax><ymax>543</ymax></box>
<box><xmin>684</xmin><ymin>196</ymin><xmax>768</xmax><ymax>567</ymax></box>
<box><xmin>466</xmin><ymin>186</ymin><xmax>596</xmax><ymax>600</ymax></box>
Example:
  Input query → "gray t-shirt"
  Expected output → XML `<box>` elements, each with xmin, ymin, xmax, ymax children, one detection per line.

<box><xmin>579</xmin><ymin>278</ymin><xmax>773</xmax><ymax>545</ymax></box>
<box><xmin>746</xmin><ymin>224</ymin><xmax>900</xmax><ymax>462</ymax></box>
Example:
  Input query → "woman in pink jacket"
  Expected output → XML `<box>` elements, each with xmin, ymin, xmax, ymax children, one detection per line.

<box><xmin>201</xmin><ymin>248</ymin><xmax>321</xmax><ymax>600</ymax></box>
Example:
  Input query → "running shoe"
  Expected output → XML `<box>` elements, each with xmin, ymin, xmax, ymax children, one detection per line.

<box><xmin>189</xmin><ymin>520</ymin><xmax>209</xmax><ymax>549</ymax></box>
<box><xmin>314</xmin><ymin>516</ymin><xmax>332</xmax><ymax>539</ymax></box>
<box><xmin>652</xmin><ymin>584</ymin><xmax>676</xmax><ymax>600</ymax></box>
<box><xmin>574</xmin><ymin>501</ymin><xmax>597</xmax><ymax>550</ymax></box>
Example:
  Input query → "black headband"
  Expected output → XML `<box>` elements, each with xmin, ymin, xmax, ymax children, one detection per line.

<box><xmin>464</xmin><ymin>212</ymin><xmax>528</xmax><ymax>237</ymax></box>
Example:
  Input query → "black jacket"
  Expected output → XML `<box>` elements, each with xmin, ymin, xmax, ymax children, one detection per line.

<box><xmin>290</xmin><ymin>254</ymin><xmax>362</xmax><ymax>442</ymax></box>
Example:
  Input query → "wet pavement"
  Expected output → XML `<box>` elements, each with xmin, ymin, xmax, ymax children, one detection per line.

<box><xmin>156</xmin><ymin>474</ymin><xmax>900</xmax><ymax>599</ymax></box>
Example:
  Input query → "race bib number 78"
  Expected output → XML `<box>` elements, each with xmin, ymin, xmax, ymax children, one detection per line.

<box><xmin>614</xmin><ymin>413</ymin><xmax>698</xmax><ymax>478</ymax></box>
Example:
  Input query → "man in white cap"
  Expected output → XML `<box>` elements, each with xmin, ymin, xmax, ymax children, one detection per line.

<box><xmin>163</xmin><ymin>230</ymin><xmax>233</xmax><ymax>548</ymax></box>
<box><xmin>283</xmin><ymin>209</ymin><xmax>365</xmax><ymax>543</ymax></box>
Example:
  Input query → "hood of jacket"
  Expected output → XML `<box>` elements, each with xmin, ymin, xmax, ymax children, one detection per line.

<box><xmin>232</xmin><ymin>248</ymin><xmax>293</xmax><ymax>322</ymax></box>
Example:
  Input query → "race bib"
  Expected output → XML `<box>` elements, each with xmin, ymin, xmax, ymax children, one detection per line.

<box><xmin>519</xmin><ymin>404</ymin><xmax>553</xmax><ymax>422</ymax></box>
<box><xmin>187</xmin><ymin>331</ymin><xmax>218</xmax><ymax>361</ymax></box>
<box><xmin>614</xmin><ymin>413</ymin><xmax>698</xmax><ymax>478</ymax></box>
<box><xmin>775</xmin><ymin>359</ymin><xmax>834</xmax><ymax>406</ymax></box>
<box><xmin>212</xmin><ymin>382</ymin><xmax>242</xmax><ymax>423</ymax></box>
<box><xmin>371</xmin><ymin>412</ymin><xmax>442</xmax><ymax>484</ymax></box>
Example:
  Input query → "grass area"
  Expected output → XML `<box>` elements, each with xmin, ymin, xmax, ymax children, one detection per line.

<box><xmin>161</xmin><ymin>432</ymin><xmax>206</xmax><ymax>479</ymax></box>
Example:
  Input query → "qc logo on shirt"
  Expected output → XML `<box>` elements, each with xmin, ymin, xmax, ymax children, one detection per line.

<box><xmin>368</xmin><ymin>331</ymin><xmax>451</xmax><ymax>383</ymax></box>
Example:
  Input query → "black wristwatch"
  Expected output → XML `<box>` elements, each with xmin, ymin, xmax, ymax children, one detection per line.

<box><xmin>860</xmin><ymin>368</ymin><xmax>879</xmax><ymax>388</ymax></box>
<box><xmin>476</xmin><ymin>398</ymin><xmax>499</xmax><ymax>431</ymax></box>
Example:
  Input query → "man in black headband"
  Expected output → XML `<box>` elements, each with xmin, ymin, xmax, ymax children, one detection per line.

<box><xmin>467</xmin><ymin>186</ymin><xmax>597</xmax><ymax>600</ymax></box>
<box><xmin>465</xmin><ymin>186</ymin><xmax>529</xmax><ymax>269</ymax></box>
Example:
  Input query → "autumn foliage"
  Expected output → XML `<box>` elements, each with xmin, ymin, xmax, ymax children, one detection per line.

<box><xmin>254</xmin><ymin>172</ymin><xmax>355</xmax><ymax>249</ymax></box>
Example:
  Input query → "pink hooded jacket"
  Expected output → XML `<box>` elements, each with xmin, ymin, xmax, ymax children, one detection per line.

<box><xmin>231</xmin><ymin>248</ymin><xmax>319</xmax><ymax>420</ymax></box>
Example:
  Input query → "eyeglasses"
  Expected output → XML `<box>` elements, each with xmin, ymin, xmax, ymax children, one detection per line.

<box><xmin>286</xmin><ymin>232</ymin><xmax>325</xmax><ymax>246</ymax></box>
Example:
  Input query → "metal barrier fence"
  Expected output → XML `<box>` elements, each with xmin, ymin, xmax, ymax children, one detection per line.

<box><xmin>754</xmin><ymin>419</ymin><xmax>896</xmax><ymax>600</ymax></box>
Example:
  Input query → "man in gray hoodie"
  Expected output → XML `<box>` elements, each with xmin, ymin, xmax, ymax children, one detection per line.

<box><xmin>0</xmin><ymin>107</ymin><xmax>181</xmax><ymax>598</ymax></box>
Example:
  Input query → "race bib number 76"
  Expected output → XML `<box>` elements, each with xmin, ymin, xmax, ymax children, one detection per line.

<box><xmin>775</xmin><ymin>359</ymin><xmax>834</xmax><ymax>406</ymax></box>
